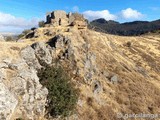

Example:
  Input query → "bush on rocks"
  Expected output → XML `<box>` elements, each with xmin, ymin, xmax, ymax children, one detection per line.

<box><xmin>38</xmin><ymin>65</ymin><xmax>79</xmax><ymax>118</ymax></box>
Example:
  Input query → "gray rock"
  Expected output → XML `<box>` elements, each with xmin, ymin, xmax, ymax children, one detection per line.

<box><xmin>2</xmin><ymin>58</ymin><xmax>12</xmax><ymax>65</ymax></box>
<box><xmin>55</xmin><ymin>35</ymin><xmax>65</xmax><ymax>49</ymax></box>
<box><xmin>136</xmin><ymin>66</ymin><xmax>148</xmax><ymax>77</ymax></box>
<box><xmin>10</xmin><ymin>67</ymin><xmax>48</xmax><ymax>119</ymax></box>
<box><xmin>0</xmin><ymin>70</ymin><xmax>5</xmax><ymax>81</ymax></box>
<box><xmin>10</xmin><ymin>77</ymin><xmax>27</xmax><ymax>96</ymax></box>
<box><xmin>21</xmin><ymin>46</ymin><xmax>41</xmax><ymax>69</ymax></box>
<box><xmin>85</xmin><ymin>52</ymin><xmax>96</xmax><ymax>71</ymax></box>
<box><xmin>85</xmin><ymin>60</ymin><xmax>91</xmax><ymax>69</ymax></box>
<box><xmin>0</xmin><ymin>63</ymin><xmax>8</xmax><ymax>69</ymax></box>
<box><xmin>110</xmin><ymin>75</ymin><xmax>118</xmax><ymax>83</ymax></box>
<box><xmin>102</xmin><ymin>71</ymin><xmax>109</xmax><ymax>78</ymax></box>
<box><xmin>83</xmin><ymin>52</ymin><xmax>97</xmax><ymax>83</ymax></box>
<box><xmin>77</xmin><ymin>99</ymin><xmax>84</xmax><ymax>107</ymax></box>
<box><xmin>0</xmin><ymin>82</ymin><xmax>18</xmax><ymax>120</ymax></box>
<box><xmin>92</xmin><ymin>80</ymin><xmax>102</xmax><ymax>94</ymax></box>
<box><xmin>18</xmin><ymin>68</ymin><xmax>39</xmax><ymax>82</ymax></box>
<box><xmin>31</xmin><ymin>42</ymin><xmax>52</xmax><ymax>65</ymax></box>
<box><xmin>84</xmin><ymin>72</ymin><xmax>93</xmax><ymax>81</ymax></box>
<box><xmin>90</xmin><ymin>53</ymin><xmax>96</xmax><ymax>63</ymax></box>
<box><xmin>8</xmin><ymin>60</ymin><xmax>28</xmax><ymax>70</ymax></box>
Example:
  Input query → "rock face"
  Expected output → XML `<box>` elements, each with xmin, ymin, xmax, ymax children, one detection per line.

<box><xmin>0</xmin><ymin>34</ymin><xmax>5</xmax><ymax>41</ymax></box>
<box><xmin>31</xmin><ymin>42</ymin><xmax>53</xmax><ymax>65</ymax></box>
<box><xmin>0</xmin><ymin>82</ymin><xmax>18</xmax><ymax>120</ymax></box>
<box><xmin>0</xmin><ymin>42</ymin><xmax>51</xmax><ymax>119</ymax></box>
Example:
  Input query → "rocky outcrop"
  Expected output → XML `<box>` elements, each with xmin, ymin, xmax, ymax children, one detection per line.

<box><xmin>31</xmin><ymin>42</ymin><xmax>53</xmax><ymax>65</ymax></box>
<box><xmin>0</xmin><ymin>32</ymin><xmax>100</xmax><ymax>119</ymax></box>
<box><xmin>21</xmin><ymin>46</ymin><xmax>41</xmax><ymax>70</ymax></box>
<box><xmin>0</xmin><ymin>42</ymin><xmax>52</xmax><ymax>119</ymax></box>
<box><xmin>0</xmin><ymin>34</ymin><xmax>5</xmax><ymax>41</ymax></box>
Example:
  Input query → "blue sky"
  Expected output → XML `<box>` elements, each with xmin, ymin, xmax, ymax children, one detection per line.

<box><xmin>0</xmin><ymin>0</ymin><xmax>160</xmax><ymax>33</ymax></box>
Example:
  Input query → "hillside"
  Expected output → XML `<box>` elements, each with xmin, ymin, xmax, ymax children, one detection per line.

<box><xmin>0</xmin><ymin>11</ymin><xmax>160</xmax><ymax>120</ymax></box>
<box><xmin>89</xmin><ymin>18</ymin><xmax>160</xmax><ymax>36</ymax></box>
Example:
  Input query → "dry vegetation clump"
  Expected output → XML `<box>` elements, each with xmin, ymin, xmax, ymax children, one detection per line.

<box><xmin>10</xmin><ymin>46</ymin><xmax>21</xmax><ymax>51</ymax></box>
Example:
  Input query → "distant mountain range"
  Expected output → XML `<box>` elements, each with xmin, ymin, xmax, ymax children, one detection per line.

<box><xmin>89</xmin><ymin>18</ymin><xmax>160</xmax><ymax>36</ymax></box>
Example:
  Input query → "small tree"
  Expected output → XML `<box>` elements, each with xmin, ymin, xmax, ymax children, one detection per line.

<box><xmin>39</xmin><ymin>21</ymin><xmax>45</xmax><ymax>27</ymax></box>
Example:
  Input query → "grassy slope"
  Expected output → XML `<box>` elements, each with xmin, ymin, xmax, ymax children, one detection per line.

<box><xmin>0</xmin><ymin>27</ymin><xmax>160</xmax><ymax>120</ymax></box>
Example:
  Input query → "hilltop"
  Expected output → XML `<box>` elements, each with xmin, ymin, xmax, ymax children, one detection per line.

<box><xmin>0</xmin><ymin>10</ymin><xmax>160</xmax><ymax>120</ymax></box>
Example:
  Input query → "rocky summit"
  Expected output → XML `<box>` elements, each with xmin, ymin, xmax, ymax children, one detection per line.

<box><xmin>0</xmin><ymin>10</ymin><xmax>160</xmax><ymax>120</ymax></box>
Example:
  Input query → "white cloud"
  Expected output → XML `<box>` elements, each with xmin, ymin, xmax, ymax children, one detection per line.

<box><xmin>72</xmin><ymin>6</ymin><xmax>79</xmax><ymax>12</ymax></box>
<box><xmin>0</xmin><ymin>11</ymin><xmax>42</xmax><ymax>33</ymax></box>
<box><xmin>120</xmin><ymin>8</ymin><xmax>144</xmax><ymax>19</ymax></box>
<box><xmin>83</xmin><ymin>10</ymin><xmax>117</xmax><ymax>21</ymax></box>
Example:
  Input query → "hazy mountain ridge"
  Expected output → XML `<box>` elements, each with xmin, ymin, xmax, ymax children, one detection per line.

<box><xmin>89</xmin><ymin>18</ymin><xmax>160</xmax><ymax>36</ymax></box>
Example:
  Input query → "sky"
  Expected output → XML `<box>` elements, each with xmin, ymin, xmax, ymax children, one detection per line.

<box><xmin>0</xmin><ymin>0</ymin><xmax>160</xmax><ymax>34</ymax></box>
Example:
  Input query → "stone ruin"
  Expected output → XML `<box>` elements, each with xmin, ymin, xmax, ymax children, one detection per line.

<box><xmin>45</xmin><ymin>10</ymin><xmax>87</xmax><ymax>29</ymax></box>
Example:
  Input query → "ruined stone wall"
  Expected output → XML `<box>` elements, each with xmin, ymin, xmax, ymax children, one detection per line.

<box><xmin>45</xmin><ymin>10</ymin><xmax>87</xmax><ymax>28</ymax></box>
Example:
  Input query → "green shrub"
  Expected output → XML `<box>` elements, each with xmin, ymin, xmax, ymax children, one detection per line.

<box><xmin>38</xmin><ymin>21</ymin><xmax>45</xmax><ymax>27</ymax></box>
<box><xmin>126</xmin><ymin>41</ymin><xmax>131</xmax><ymax>47</ymax></box>
<box><xmin>18</xmin><ymin>29</ymin><xmax>31</xmax><ymax>39</ymax></box>
<box><xmin>5</xmin><ymin>36</ymin><xmax>13</xmax><ymax>41</ymax></box>
<box><xmin>38</xmin><ymin>66</ymin><xmax>79</xmax><ymax>118</ymax></box>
